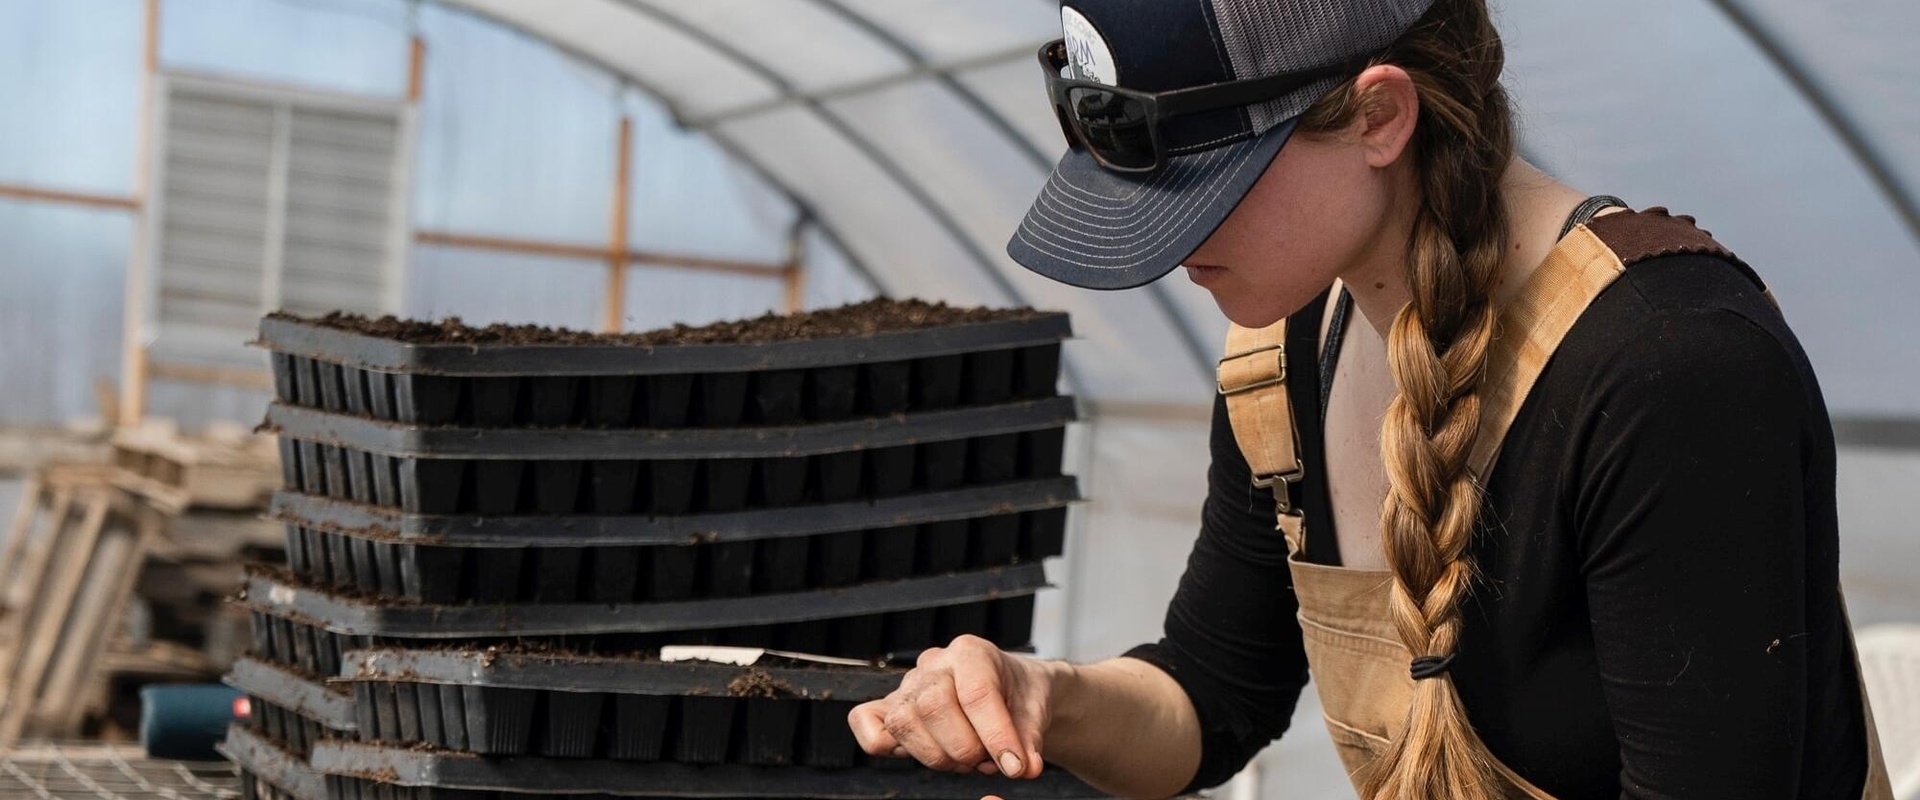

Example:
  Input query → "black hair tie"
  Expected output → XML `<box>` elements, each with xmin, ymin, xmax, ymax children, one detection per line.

<box><xmin>1409</xmin><ymin>653</ymin><xmax>1457</xmax><ymax>681</ymax></box>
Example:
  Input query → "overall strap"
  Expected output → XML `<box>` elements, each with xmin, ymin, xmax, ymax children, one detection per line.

<box><xmin>1470</xmin><ymin>206</ymin><xmax>1745</xmax><ymax>478</ymax></box>
<box><xmin>1468</xmin><ymin>224</ymin><xmax>1626</xmax><ymax>479</ymax></box>
<box><xmin>1220</xmin><ymin>320</ymin><xmax>1306</xmax><ymax>545</ymax></box>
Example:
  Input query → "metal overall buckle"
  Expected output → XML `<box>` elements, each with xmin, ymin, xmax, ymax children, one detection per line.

<box><xmin>1216</xmin><ymin>342</ymin><xmax>1285</xmax><ymax>396</ymax></box>
<box><xmin>1252</xmin><ymin>461</ymin><xmax>1304</xmax><ymax>515</ymax></box>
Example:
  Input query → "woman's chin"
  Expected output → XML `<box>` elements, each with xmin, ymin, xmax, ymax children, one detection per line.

<box><xmin>1211</xmin><ymin>295</ymin><xmax>1288</xmax><ymax>330</ymax></box>
<box><xmin>1185</xmin><ymin>265</ymin><xmax>1317</xmax><ymax>328</ymax></box>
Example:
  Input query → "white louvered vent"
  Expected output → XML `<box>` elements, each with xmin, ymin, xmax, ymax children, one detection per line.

<box><xmin>142</xmin><ymin>74</ymin><xmax>412</xmax><ymax>368</ymax></box>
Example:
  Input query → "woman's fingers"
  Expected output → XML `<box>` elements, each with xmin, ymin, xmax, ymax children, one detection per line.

<box><xmin>1008</xmin><ymin>690</ymin><xmax>1050</xmax><ymax>779</ymax></box>
<box><xmin>947</xmin><ymin>654</ymin><xmax>1027</xmax><ymax>778</ymax></box>
<box><xmin>853</xmin><ymin>637</ymin><xmax>1050</xmax><ymax>780</ymax></box>
<box><xmin>908</xmin><ymin>677</ymin><xmax>993</xmax><ymax>771</ymax></box>
<box><xmin>883</xmin><ymin>713</ymin><xmax>951</xmax><ymax>769</ymax></box>
<box><xmin>848</xmin><ymin>700</ymin><xmax>900</xmax><ymax>756</ymax></box>
<box><xmin>879</xmin><ymin>687</ymin><xmax>976</xmax><ymax>771</ymax></box>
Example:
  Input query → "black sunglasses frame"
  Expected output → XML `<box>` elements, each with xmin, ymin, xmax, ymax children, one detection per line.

<box><xmin>1039</xmin><ymin>39</ymin><xmax>1375</xmax><ymax>174</ymax></box>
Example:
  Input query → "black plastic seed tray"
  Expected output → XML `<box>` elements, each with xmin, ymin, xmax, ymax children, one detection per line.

<box><xmin>260</xmin><ymin>311</ymin><xmax>1066</xmax><ymax>426</ymax></box>
<box><xmin>267</xmin><ymin>397</ymin><xmax>1072</xmax><ymax>462</ymax></box>
<box><xmin>266</xmin><ymin>398</ymin><xmax>1070</xmax><ymax>516</ymax></box>
<box><xmin>308</xmin><ymin>740</ymin><xmax>1108</xmax><ymax>799</ymax></box>
<box><xmin>237</xmin><ymin>770</ymin><xmax>308</xmax><ymax>800</ymax></box>
<box><xmin>247</xmin><ymin>594</ymin><xmax>1038</xmax><ymax>669</ymax></box>
<box><xmin>221</xmin><ymin>723</ymin><xmax>329</xmax><ymax>800</ymax></box>
<box><xmin>271</xmin><ymin>480</ymin><xmax>1072</xmax><ymax>605</ymax></box>
<box><xmin>272</xmin><ymin>425</ymin><xmax>1068</xmax><ymax>517</ymax></box>
<box><xmin>275</xmin><ymin>493</ymin><xmax>1073</xmax><ymax>605</ymax></box>
<box><xmin>229</xmin><ymin>656</ymin><xmax>358</xmax><ymax>728</ymax></box>
<box><xmin>247</xmin><ymin>608</ymin><xmax>374</xmax><ymax>687</ymax></box>
<box><xmin>279</xmin><ymin>515</ymin><xmax>1064</xmax><ymax>605</ymax></box>
<box><xmin>341</xmin><ymin>649</ymin><xmax>900</xmax><ymax>764</ymax></box>
<box><xmin>243</xmin><ymin>695</ymin><xmax>328</xmax><ymax>759</ymax></box>
<box><xmin>242</xmin><ymin>565</ymin><xmax>1043</xmax><ymax>655</ymax></box>
<box><xmin>227</xmin><ymin>656</ymin><xmax>357</xmax><ymax>757</ymax></box>
<box><xmin>325</xmin><ymin>777</ymin><xmax>880</xmax><ymax>800</ymax></box>
<box><xmin>271</xmin><ymin>475</ymin><xmax>1075</xmax><ymax>547</ymax></box>
<box><xmin>270</xmin><ymin>346</ymin><xmax>1066</xmax><ymax>432</ymax></box>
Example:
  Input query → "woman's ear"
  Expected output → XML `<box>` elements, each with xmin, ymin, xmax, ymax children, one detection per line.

<box><xmin>1350</xmin><ymin>64</ymin><xmax>1420</xmax><ymax>169</ymax></box>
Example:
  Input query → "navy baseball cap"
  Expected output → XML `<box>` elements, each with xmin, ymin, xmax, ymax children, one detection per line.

<box><xmin>1008</xmin><ymin>0</ymin><xmax>1436</xmax><ymax>290</ymax></box>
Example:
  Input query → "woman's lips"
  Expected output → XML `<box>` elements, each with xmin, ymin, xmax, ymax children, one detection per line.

<box><xmin>1185</xmin><ymin>263</ymin><xmax>1228</xmax><ymax>284</ymax></box>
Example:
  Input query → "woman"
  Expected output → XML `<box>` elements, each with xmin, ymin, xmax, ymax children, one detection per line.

<box><xmin>849</xmin><ymin>0</ymin><xmax>1892</xmax><ymax>798</ymax></box>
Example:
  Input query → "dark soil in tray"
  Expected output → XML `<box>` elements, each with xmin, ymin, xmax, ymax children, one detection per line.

<box><xmin>278</xmin><ymin>299</ymin><xmax>1046</xmax><ymax>347</ymax></box>
<box><xmin>282</xmin><ymin>507</ymin><xmax>1069</xmax><ymax>605</ymax></box>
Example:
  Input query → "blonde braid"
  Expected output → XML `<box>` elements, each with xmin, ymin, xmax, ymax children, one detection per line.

<box><xmin>1298</xmin><ymin>1</ymin><xmax>1515</xmax><ymax>796</ymax></box>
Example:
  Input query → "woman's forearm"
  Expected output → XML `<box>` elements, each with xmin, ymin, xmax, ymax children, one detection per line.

<box><xmin>1043</xmin><ymin>656</ymin><xmax>1204</xmax><ymax>799</ymax></box>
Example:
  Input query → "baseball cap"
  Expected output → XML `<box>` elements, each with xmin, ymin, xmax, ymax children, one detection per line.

<box><xmin>1007</xmin><ymin>0</ymin><xmax>1436</xmax><ymax>290</ymax></box>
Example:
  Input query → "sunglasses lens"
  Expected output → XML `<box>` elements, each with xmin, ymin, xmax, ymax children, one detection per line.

<box><xmin>1067</xmin><ymin>87</ymin><xmax>1157</xmax><ymax>171</ymax></box>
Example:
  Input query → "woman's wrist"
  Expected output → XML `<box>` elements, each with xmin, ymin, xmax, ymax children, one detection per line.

<box><xmin>1033</xmin><ymin>656</ymin><xmax>1201</xmax><ymax>798</ymax></box>
<box><xmin>1037</xmin><ymin>657</ymin><xmax>1087</xmax><ymax>752</ymax></box>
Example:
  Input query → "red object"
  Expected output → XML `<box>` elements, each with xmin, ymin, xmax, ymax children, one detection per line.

<box><xmin>232</xmin><ymin>696</ymin><xmax>251</xmax><ymax>719</ymax></box>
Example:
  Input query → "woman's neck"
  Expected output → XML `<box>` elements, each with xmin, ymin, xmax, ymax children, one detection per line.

<box><xmin>1340</xmin><ymin>158</ymin><xmax>1593</xmax><ymax>338</ymax></box>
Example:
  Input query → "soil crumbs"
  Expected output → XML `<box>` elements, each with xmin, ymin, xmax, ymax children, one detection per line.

<box><xmin>277</xmin><ymin>298</ymin><xmax>1052</xmax><ymax>347</ymax></box>
<box><xmin>727</xmin><ymin>669</ymin><xmax>795</xmax><ymax>699</ymax></box>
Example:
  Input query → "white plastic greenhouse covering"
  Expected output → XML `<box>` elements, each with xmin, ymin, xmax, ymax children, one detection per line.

<box><xmin>434</xmin><ymin>0</ymin><xmax>1920</xmax><ymax>419</ymax></box>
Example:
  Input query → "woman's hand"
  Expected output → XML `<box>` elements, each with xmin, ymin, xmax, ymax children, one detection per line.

<box><xmin>848</xmin><ymin>635</ymin><xmax>1063</xmax><ymax>780</ymax></box>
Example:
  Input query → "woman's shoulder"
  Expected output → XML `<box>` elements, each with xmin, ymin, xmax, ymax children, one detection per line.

<box><xmin>1552</xmin><ymin>207</ymin><xmax>1825</xmax><ymax>423</ymax></box>
<box><xmin>1584</xmin><ymin>206</ymin><xmax>1750</xmax><ymax>274</ymax></box>
<box><xmin>1573</xmin><ymin>206</ymin><xmax>1799</xmax><ymax>356</ymax></box>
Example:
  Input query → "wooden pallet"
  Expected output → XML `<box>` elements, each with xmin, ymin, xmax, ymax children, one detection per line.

<box><xmin>0</xmin><ymin>438</ymin><xmax>273</xmax><ymax>749</ymax></box>
<box><xmin>109</xmin><ymin>421</ymin><xmax>277</xmax><ymax>514</ymax></box>
<box><xmin>0</xmin><ymin>465</ymin><xmax>117</xmax><ymax>624</ymax></box>
<box><xmin>0</xmin><ymin>467</ymin><xmax>162</xmax><ymax>748</ymax></box>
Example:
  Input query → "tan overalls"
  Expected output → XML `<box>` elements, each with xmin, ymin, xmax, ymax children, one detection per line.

<box><xmin>1215</xmin><ymin>209</ymin><xmax>1895</xmax><ymax>799</ymax></box>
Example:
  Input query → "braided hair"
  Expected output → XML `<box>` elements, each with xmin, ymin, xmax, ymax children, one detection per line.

<box><xmin>1295</xmin><ymin>1</ymin><xmax>1516</xmax><ymax>796</ymax></box>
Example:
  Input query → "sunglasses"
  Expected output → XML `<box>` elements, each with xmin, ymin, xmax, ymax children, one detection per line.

<box><xmin>1039</xmin><ymin>39</ymin><xmax>1374</xmax><ymax>174</ymax></box>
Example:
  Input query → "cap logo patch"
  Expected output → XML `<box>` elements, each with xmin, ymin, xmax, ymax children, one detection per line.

<box><xmin>1060</xmin><ymin>7</ymin><xmax>1118</xmax><ymax>86</ymax></box>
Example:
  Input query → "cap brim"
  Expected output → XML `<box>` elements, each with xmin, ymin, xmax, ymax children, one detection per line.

<box><xmin>1007</xmin><ymin>116</ymin><xmax>1300</xmax><ymax>291</ymax></box>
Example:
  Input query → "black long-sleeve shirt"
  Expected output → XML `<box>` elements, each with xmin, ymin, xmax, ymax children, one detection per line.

<box><xmin>1125</xmin><ymin>252</ymin><xmax>1869</xmax><ymax>799</ymax></box>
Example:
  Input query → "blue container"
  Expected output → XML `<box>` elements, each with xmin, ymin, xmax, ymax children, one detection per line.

<box><xmin>139</xmin><ymin>684</ymin><xmax>242</xmax><ymax>760</ymax></box>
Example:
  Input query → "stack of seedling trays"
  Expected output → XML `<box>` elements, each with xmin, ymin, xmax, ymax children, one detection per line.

<box><xmin>221</xmin><ymin>299</ymin><xmax>1099</xmax><ymax>799</ymax></box>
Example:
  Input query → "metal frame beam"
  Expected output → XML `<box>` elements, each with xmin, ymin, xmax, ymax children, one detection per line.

<box><xmin>1703</xmin><ymin>0</ymin><xmax>1920</xmax><ymax>250</ymax></box>
<box><xmin>681</xmin><ymin>44</ymin><xmax>1034</xmax><ymax>129</ymax></box>
<box><xmin>0</xmin><ymin>184</ymin><xmax>139</xmax><ymax>212</ymax></box>
<box><xmin>414</xmin><ymin>229</ymin><xmax>793</xmax><ymax>278</ymax></box>
<box><xmin>421</xmin><ymin>2</ymin><xmax>891</xmax><ymax>300</ymax></box>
